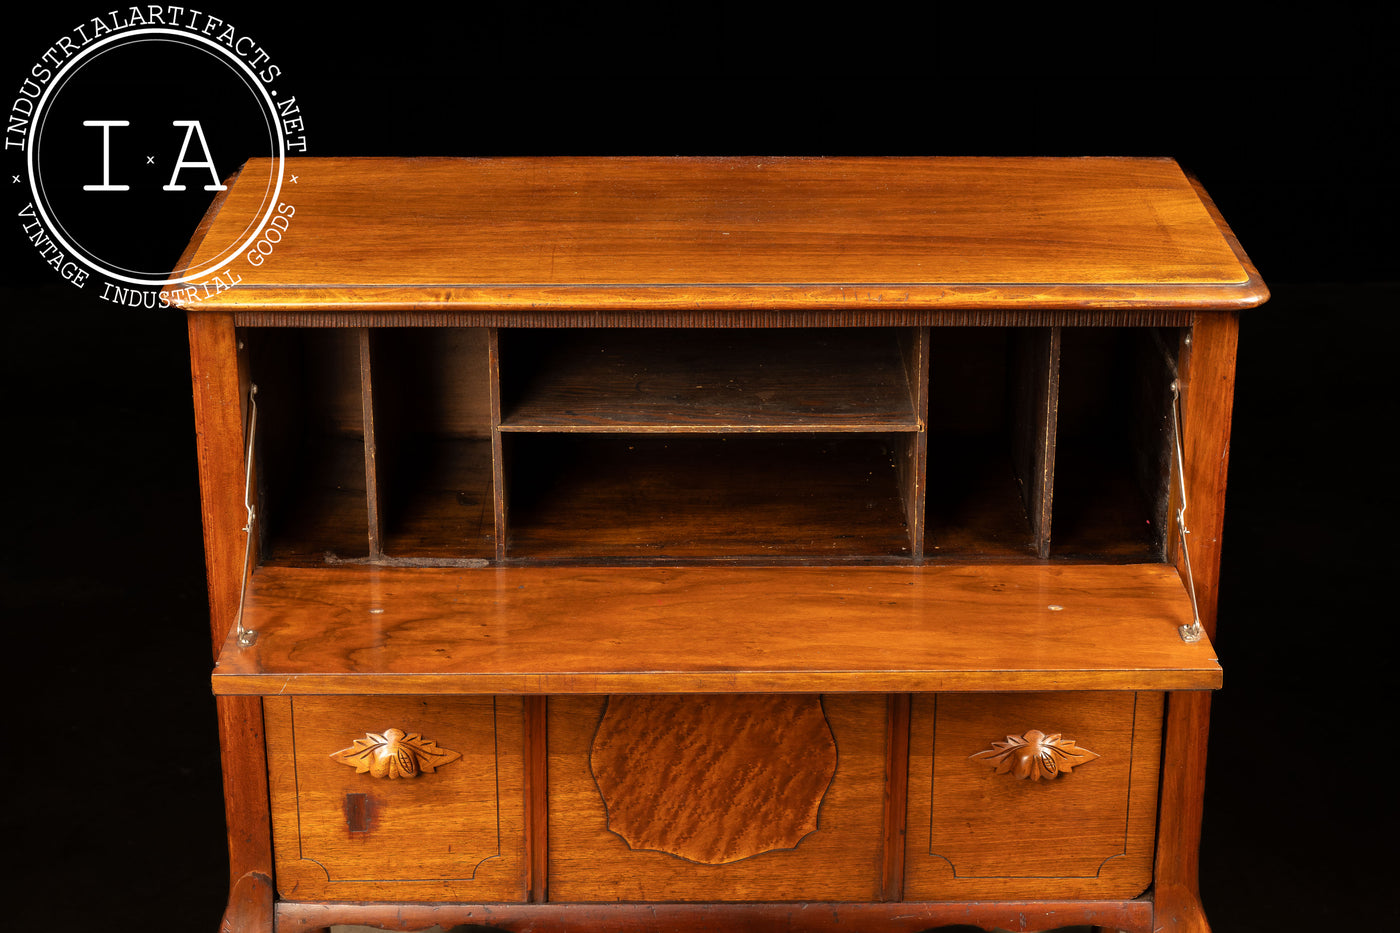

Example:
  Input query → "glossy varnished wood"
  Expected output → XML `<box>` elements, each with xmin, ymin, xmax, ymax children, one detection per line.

<box><xmin>188</xmin><ymin>312</ymin><xmax>276</xmax><ymax>915</ymax></box>
<box><xmin>1152</xmin><ymin>310</ymin><xmax>1242</xmax><ymax>932</ymax></box>
<box><xmin>588</xmin><ymin>695</ymin><xmax>838</xmax><ymax>865</ymax></box>
<box><xmin>177</xmin><ymin>158</ymin><xmax>1262</xmax><ymax>933</ymax></box>
<box><xmin>210</xmin><ymin>563</ymin><xmax>1220</xmax><ymax>695</ymax></box>
<box><xmin>501</xmin><ymin>433</ymin><xmax>912</xmax><ymax>560</ymax></box>
<box><xmin>880</xmin><ymin>694</ymin><xmax>912</xmax><ymax>901</ymax></box>
<box><xmin>498</xmin><ymin>328</ymin><xmax>919</xmax><ymax>432</ymax></box>
<box><xmin>272</xmin><ymin>899</ymin><xmax>1154</xmax><ymax>932</ymax></box>
<box><xmin>547</xmin><ymin>695</ymin><xmax>886</xmax><ymax>901</ymax></box>
<box><xmin>264</xmin><ymin>695</ymin><xmax>526</xmax><ymax>902</ymax></box>
<box><xmin>904</xmin><ymin>692</ymin><xmax>1163</xmax><ymax>900</ymax></box>
<box><xmin>166</xmin><ymin>157</ymin><xmax>1266</xmax><ymax>313</ymax></box>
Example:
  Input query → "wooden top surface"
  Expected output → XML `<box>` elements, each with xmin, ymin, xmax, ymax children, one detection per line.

<box><xmin>212</xmin><ymin>563</ymin><xmax>1222</xmax><ymax>695</ymax></box>
<box><xmin>170</xmin><ymin>156</ymin><xmax>1266</xmax><ymax>314</ymax></box>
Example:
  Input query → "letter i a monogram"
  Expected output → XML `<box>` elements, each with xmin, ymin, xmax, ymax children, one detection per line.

<box><xmin>80</xmin><ymin>119</ymin><xmax>228</xmax><ymax>192</ymax></box>
<box><xmin>82</xmin><ymin>120</ymin><xmax>131</xmax><ymax>191</ymax></box>
<box><xmin>163</xmin><ymin>120</ymin><xmax>227</xmax><ymax>191</ymax></box>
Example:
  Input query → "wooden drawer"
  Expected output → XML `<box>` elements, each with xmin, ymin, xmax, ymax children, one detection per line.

<box><xmin>547</xmin><ymin>694</ymin><xmax>887</xmax><ymax>901</ymax></box>
<box><xmin>904</xmin><ymin>691</ymin><xmax>1163</xmax><ymax>900</ymax></box>
<box><xmin>264</xmin><ymin>695</ymin><xmax>527</xmax><ymax>901</ymax></box>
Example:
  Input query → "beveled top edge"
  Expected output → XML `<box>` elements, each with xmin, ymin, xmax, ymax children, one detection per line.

<box><xmin>166</xmin><ymin>155</ymin><xmax>1267</xmax><ymax>314</ymax></box>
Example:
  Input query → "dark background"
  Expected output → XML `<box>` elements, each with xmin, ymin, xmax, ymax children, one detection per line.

<box><xmin>4</xmin><ymin>5</ymin><xmax>1394</xmax><ymax>931</ymax></box>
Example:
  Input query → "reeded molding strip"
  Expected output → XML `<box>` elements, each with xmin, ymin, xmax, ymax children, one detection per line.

<box><xmin>970</xmin><ymin>730</ymin><xmax>1099</xmax><ymax>781</ymax></box>
<box><xmin>330</xmin><ymin>728</ymin><xmax>462</xmax><ymax>779</ymax></box>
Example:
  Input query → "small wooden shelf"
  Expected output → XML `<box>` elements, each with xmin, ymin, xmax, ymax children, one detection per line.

<box><xmin>499</xmin><ymin>328</ymin><xmax>920</xmax><ymax>433</ymax></box>
<box><xmin>212</xmin><ymin>562</ymin><xmax>1221</xmax><ymax>695</ymax></box>
<box><xmin>504</xmin><ymin>433</ymin><xmax>912</xmax><ymax>560</ymax></box>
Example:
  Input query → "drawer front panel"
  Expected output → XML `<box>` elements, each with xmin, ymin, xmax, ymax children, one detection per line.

<box><xmin>265</xmin><ymin>695</ymin><xmax>527</xmax><ymax>902</ymax></box>
<box><xmin>547</xmin><ymin>694</ymin><xmax>886</xmax><ymax>902</ymax></box>
<box><xmin>905</xmin><ymin>691</ymin><xmax>1163</xmax><ymax>900</ymax></box>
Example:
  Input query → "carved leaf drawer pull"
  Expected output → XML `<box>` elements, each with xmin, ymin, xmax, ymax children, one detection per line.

<box><xmin>330</xmin><ymin>728</ymin><xmax>462</xmax><ymax>779</ymax></box>
<box><xmin>970</xmin><ymin>729</ymin><xmax>1099</xmax><ymax>781</ymax></box>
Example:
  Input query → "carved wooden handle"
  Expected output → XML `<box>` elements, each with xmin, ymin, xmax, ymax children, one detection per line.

<box><xmin>330</xmin><ymin>728</ymin><xmax>462</xmax><ymax>779</ymax></box>
<box><xmin>970</xmin><ymin>729</ymin><xmax>1098</xmax><ymax>781</ymax></box>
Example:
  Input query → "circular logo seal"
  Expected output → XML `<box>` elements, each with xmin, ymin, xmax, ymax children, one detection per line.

<box><xmin>10</xmin><ymin>11</ymin><xmax>307</xmax><ymax>305</ymax></box>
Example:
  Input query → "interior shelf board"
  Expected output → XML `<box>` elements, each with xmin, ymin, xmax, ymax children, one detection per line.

<box><xmin>503</xmin><ymin>434</ymin><xmax>912</xmax><ymax>560</ymax></box>
<box><xmin>212</xmin><ymin>563</ymin><xmax>1221</xmax><ymax>695</ymax></box>
<box><xmin>499</xmin><ymin>328</ymin><xmax>919</xmax><ymax>433</ymax></box>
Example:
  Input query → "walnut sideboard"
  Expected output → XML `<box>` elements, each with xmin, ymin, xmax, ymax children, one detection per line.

<box><xmin>169</xmin><ymin>156</ymin><xmax>1266</xmax><ymax>933</ymax></box>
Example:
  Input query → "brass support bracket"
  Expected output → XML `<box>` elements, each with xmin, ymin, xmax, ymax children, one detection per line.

<box><xmin>1170</xmin><ymin>380</ymin><xmax>1203</xmax><ymax>643</ymax></box>
<box><xmin>235</xmin><ymin>383</ymin><xmax>259</xmax><ymax>647</ymax></box>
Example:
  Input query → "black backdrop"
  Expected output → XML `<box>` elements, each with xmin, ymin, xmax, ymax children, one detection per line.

<box><xmin>4</xmin><ymin>5</ymin><xmax>1394</xmax><ymax>931</ymax></box>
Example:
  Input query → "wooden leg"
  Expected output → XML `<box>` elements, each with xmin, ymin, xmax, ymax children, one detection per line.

<box><xmin>217</xmin><ymin>870</ymin><xmax>272</xmax><ymax>933</ymax></box>
<box><xmin>1154</xmin><ymin>883</ymin><xmax>1212</xmax><ymax>932</ymax></box>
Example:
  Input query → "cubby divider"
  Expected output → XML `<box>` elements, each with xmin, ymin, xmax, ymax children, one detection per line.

<box><xmin>1009</xmin><ymin>327</ymin><xmax>1061</xmax><ymax>559</ymax></box>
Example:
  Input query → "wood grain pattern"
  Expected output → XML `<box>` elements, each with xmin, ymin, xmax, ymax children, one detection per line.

<box><xmin>187</xmin><ymin>311</ymin><xmax>248</xmax><ymax>656</ymax></box>
<box><xmin>1011</xmin><ymin>328</ymin><xmax>1061</xmax><ymax>559</ymax></box>
<box><xmin>905</xmin><ymin>692</ymin><xmax>1162</xmax><ymax>900</ymax></box>
<box><xmin>211</xmin><ymin>563</ymin><xmax>1220</xmax><ymax>695</ymax></box>
<box><xmin>359</xmin><ymin>328</ymin><xmax>382</xmax><ymax>556</ymax></box>
<box><xmin>498</xmin><ymin>328</ymin><xmax>918</xmax><ymax>432</ymax></box>
<box><xmin>524</xmin><ymin>694</ymin><xmax>548</xmax><ymax>903</ymax></box>
<box><xmin>501</xmin><ymin>433</ymin><xmax>911</xmax><ymax>560</ymax></box>
<box><xmin>264</xmin><ymin>695</ymin><xmax>526</xmax><ymax>902</ymax></box>
<box><xmin>164</xmin><ymin>157</ymin><xmax>1266</xmax><ymax>313</ymax></box>
<box><xmin>273</xmin><ymin>899</ymin><xmax>1155</xmax><ymax>932</ymax></box>
<box><xmin>896</xmin><ymin>329</ymin><xmax>930</xmax><ymax>558</ymax></box>
<box><xmin>590</xmin><ymin>695</ymin><xmax>837</xmax><ymax>865</ymax></box>
<box><xmin>548</xmin><ymin>695</ymin><xmax>885</xmax><ymax>901</ymax></box>
<box><xmin>187</xmin><ymin>311</ymin><xmax>276</xmax><ymax>926</ymax></box>
<box><xmin>178</xmin><ymin>158</ymin><xmax>1260</xmax><ymax>933</ymax></box>
<box><xmin>1152</xmin><ymin>312</ymin><xmax>1239</xmax><ymax>924</ymax></box>
<box><xmin>217</xmin><ymin>869</ymin><xmax>271</xmax><ymax>933</ymax></box>
<box><xmin>1173</xmin><ymin>312</ymin><xmax>1240</xmax><ymax>642</ymax></box>
<box><xmin>880</xmin><ymin>693</ymin><xmax>912</xmax><ymax>902</ymax></box>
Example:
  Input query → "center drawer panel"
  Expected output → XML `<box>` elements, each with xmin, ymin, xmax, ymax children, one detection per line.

<box><xmin>546</xmin><ymin>694</ymin><xmax>888</xmax><ymax>902</ymax></box>
<box><xmin>264</xmin><ymin>695</ymin><xmax>527</xmax><ymax>902</ymax></box>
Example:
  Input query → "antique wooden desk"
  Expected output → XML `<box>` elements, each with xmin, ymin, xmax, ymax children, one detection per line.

<box><xmin>172</xmin><ymin>157</ymin><xmax>1265</xmax><ymax>933</ymax></box>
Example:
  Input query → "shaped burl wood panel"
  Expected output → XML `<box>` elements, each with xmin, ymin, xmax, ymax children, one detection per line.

<box><xmin>591</xmin><ymin>694</ymin><xmax>838</xmax><ymax>864</ymax></box>
<box><xmin>264</xmin><ymin>695</ymin><xmax>527</xmax><ymax>902</ymax></box>
<box><xmin>905</xmin><ymin>691</ymin><xmax>1163</xmax><ymax>901</ymax></box>
<box><xmin>549</xmin><ymin>694</ymin><xmax>886</xmax><ymax>901</ymax></box>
